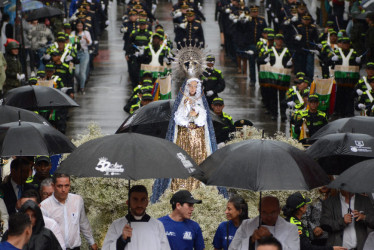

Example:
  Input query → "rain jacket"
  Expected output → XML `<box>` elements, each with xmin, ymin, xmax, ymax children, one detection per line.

<box><xmin>4</xmin><ymin>200</ymin><xmax>63</xmax><ymax>250</ymax></box>
<box><xmin>3</xmin><ymin>45</ymin><xmax>21</xmax><ymax>93</ymax></box>
<box><xmin>29</xmin><ymin>23</ymin><xmax>54</xmax><ymax>50</ymax></box>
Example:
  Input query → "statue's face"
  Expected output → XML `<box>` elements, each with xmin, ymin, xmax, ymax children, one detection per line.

<box><xmin>188</xmin><ymin>81</ymin><xmax>198</xmax><ymax>96</ymax></box>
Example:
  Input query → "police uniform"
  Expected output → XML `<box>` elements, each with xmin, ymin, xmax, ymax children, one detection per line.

<box><xmin>294</xmin><ymin>15</ymin><xmax>319</xmax><ymax>80</ymax></box>
<box><xmin>202</xmin><ymin>55</ymin><xmax>226</xmax><ymax>106</ymax></box>
<box><xmin>294</xmin><ymin>95</ymin><xmax>328</xmax><ymax>139</ymax></box>
<box><xmin>175</xmin><ymin>10</ymin><xmax>205</xmax><ymax>48</ymax></box>
<box><xmin>211</xmin><ymin>98</ymin><xmax>235</xmax><ymax>144</ymax></box>
<box><xmin>140</xmin><ymin>35</ymin><xmax>170</xmax><ymax>65</ymax></box>
<box><xmin>355</xmin><ymin>63</ymin><xmax>374</xmax><ymax>96</ymax></box>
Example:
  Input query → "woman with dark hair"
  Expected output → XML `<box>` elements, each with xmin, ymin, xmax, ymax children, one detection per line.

<box><xmin>282</xmin><ymin>192</ymin><xmax>346</xmax><ymax>250</ymax></box>
<box><xmin>213</xmin><ymin>195</ymin><xmax>249</xmax><ymax>250</ymax></box>
<box><xmin>71</xmin><ymin>19</ymin><xmax>92</xmax><ymax>94</ymax></box>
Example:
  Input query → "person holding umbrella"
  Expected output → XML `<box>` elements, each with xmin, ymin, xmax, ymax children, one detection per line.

<box><xmin>282</xmin><ymin>192</ymin><xmax>346</xmax><ymax>250</ymax></box>
<box><xmin>3</xmin><ymin>40</ymin><xmax>24</xmax><ymax>94</ymax></box>
<box><xmin>102</xmin><ymin>185</ymin><xmax>170</xmax><ymax>250</ymax></box>
<box><xmin>213</xmin><ymin>195</ymin><xmax>249</xmax><ymax>250</ymax></box>
<box><xmin>320</xmin><ymin>190</ymin><xmax>374</xmax><ymax>250</ymax></box>
<box><xmin>229</xmin><ymin>196</ymin><xmax>299</xmax><ymax>250</ymax></box>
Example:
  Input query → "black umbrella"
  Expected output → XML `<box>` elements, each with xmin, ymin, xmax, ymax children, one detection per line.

<box><xmin>3</xmin><ymin>85</ymin><xmax>79</xmax><ymax>110</ymax></box>
<box><xmin>306</xmin><ymin>133</ymin><xmax>374</xmax><ymax>175</ymax></box>
<box><xmin>26</xmin><ymin>6</ymin><xmax>63</xmax><ymax>21</ymax></box>
<box><xmin>196</xmin><ymin>139</ymin><xmax>329</xmax><ymax>191</ymax></box>
<box><xmin>328</xmin><ymin>159</ymin><xmax>374</xmax><ymax>193</ymax></box>
<box><xmin>0</xmin><ymin>121</ymin><xmax>76</xmax><ymax>156</ymax></box>
<box><xmin>310</xmin><ymin>116</ymin><xmax>374</xmax><ymax>141</ymax></box>
<box><xmin>116</xmin><ymin>100</ymin><xmax>225</xmax><ymax>138</ymax></box>
<box><xmin>57</xmin><ymin>133</ymin><xmax>199</xmax><ymax>180</ymax></box>
<box><xmin>0</xmin><ymin>104</ymin><xmax>50</xmax><ymax>125</ymax></box>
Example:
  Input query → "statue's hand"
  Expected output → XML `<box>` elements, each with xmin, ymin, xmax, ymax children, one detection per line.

<box><xmin>190</xmin><ymin>110</ymin><xmax>198</xmax><ymax>117</ymax></box>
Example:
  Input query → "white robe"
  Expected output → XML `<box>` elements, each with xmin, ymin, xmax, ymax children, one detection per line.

<box><xmin>102</xmin><ymin>216</ymin><xmax>171</xmax><ymax>250</ymax></box>
<box><xmin>229</xmin><ymin>216</ymin><xmax>300</xmax><ymax>250</ymax></box>
<box><xmin>364</xmin><ymin>231</ymin><xmax>374</xmax><ymax>250</ymax></box>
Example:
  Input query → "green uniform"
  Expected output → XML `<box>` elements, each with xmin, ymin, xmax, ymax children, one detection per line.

<box><xmin>294</xmin><ymin>110</ymin><xmax>328</xmax><ymax>138</ymax></box>
<box><xmin>214</xmin><ymin>112</ymin><xmax>235</xmax><ymax>144</ymax></box>
<box><xmin>3</xmin><ymin>52</ymin><xmax>22</xmax><ymax>93</ymax></box>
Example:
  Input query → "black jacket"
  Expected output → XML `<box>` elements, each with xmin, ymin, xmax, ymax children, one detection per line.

<box><xmin>2</xmin><ymin>200</ymin><xmax>62</xmax><ymax>250</ymax></box>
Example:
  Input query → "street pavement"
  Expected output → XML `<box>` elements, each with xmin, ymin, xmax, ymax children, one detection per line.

<box><xmin>66</xmin><ymin>0</ymin><xmax>289</xmax><ymax>139</ymax></box>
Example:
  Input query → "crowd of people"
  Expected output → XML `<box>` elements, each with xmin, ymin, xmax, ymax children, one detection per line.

<box><xmin>2</xmin><ymin>0</ymin><xmax>374</xmax><ymax>250</ymax></box>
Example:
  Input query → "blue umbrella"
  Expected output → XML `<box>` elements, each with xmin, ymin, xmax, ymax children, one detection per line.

<box><xmin>8</xmin><ymin>0</ymin><xmax>44</xmax><ymax>12</ymax></box>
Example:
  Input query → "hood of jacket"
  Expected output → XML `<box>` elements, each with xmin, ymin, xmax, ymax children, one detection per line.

<box><xmin>19</xmin><ymin>200</ymin><xmax>45</xmax><ymax>234</ymax></box>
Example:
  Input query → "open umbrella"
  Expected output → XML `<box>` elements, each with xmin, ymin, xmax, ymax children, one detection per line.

<box><xmin>0</xmin><ymin>104</ymin><xmax>50</xmax><ymax>125</ymax></box>
<box><xmin>57</xmin><ymin>133</ymin><xmax>198</xmax><ymax>179</ymax></box>
<box><xmin>8</xmin><ymin>0</ymin><xmax>44</xmax><ymax>12</ymax></box>
<box><xmin>328</xmin><ymin>159</ymin><xmax>374</xmax><ymax>193</ymax></box>
<box><xmin>306</xmin><ymin>133</ymin><xmax>374</xmax><ymax>175</ymax></box>
<box><xmin>196</xmin><ymin>139</ymin><xmax>329</xmax><ymax>191</ymax></box>
<box><xmin>0</xmin><ymin>121</ymin><xmax>76</xmax><ymax>156</ymax></box>
<box><xmin>3</xmin><ymin>85</ymin><xmax>79</xmax><ymax>110</ymax></box>
<box><xmin>26</xmin><ymin>6</ymin><xmax>63</xmax><ymax>21</ymax></box>
<box><xmin>116</xmin><ymin>100</ymin><xmax>225</xmax><ymax>138</ymax></box>
<box><xmin>309</xmin><ymin>116</ymin><xmax>374</xmax><ymax>141</ymax></box>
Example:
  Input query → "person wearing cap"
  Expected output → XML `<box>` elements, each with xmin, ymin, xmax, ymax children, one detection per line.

<box><xmin>355</xmin><ymin>62</ymin><xmax>374</xmax><ymax>96</ymax></box>
<box><xmin>202</xmin><ymin>54</ymin><xmax>226</xmax><ymax>106</ymax></box>
<box><xmin>126</xmin><ymin>18</ymin><xmax>152</xmax><ymax>86</ymax></box>
<box><xmin>103</xmin><ymin>185</ymin><xmax>170</xmax><ymax>250</ymax></box>
<box><xmin>293</xmin><ymin>94</ymin><xmax>328</xmax><ymax>139</ymax></box>
<box><xmin>285</xmin><ymin>77</ymin><xmax>310</xmax><ymax>109</ymax></box>
<box><xmin>260</xmin><ymin>33</ymin><xmax>292</xmax><ymax>121</ymax></box>
<box><xmin>124</xmin><ymin>73</ymin><xmax>154</xmax><ymax>113</ymax></box>
<box><xmin>129</xmin><ymin>92</ymin><xmax>153</xmax><ymax>114</ymax></box>
<box><xmin>318</xmin><ymin>30</ymin><xmax>338</xmax><ymax>78</ymax></box>
<box><xmin>233</xmin><ymin>119</ymin><xmax>253</xmax><ymax>128</ymax></box>
<box><xmin>290</xmin><ymin>89</ymin><xmax>310</xmax><ymax>139</ymax></box>
<box><xmin>121</xmin><ymin>10</ymin><xmax>138</xmax><ymax>51</ymax></box>
<box><xmin>294</xmin><ymin>14</ymin><xmax>319</xmax><ymax>80</ymax></box>
<box><xmin>158</xmin><ymin>190</ymin><xmax>205</xmax><ymax>250</ymax></box>
<box><xmin>25</xmin><ymin>156</ymin><xmax>53</xmax><ymax>191</ymax></box>
<box><xmin>140</xmin><ymin>33</ymin><xmax>171</xmax><ymax>66</ymax></box>
<box><xmin>3</xmin><ymin>40</ymin><xmax>23</xmax><ymax>94</ymax></box>
<box><xmin>229</xmin><ymin>196</ymin><xmax>299</xmax><ymax>250</ymax></box>
<box><xmin>175</xmin><ymin>8</ymin><xmax>205</xmax><ymax>49</ymax></box>
<box><xmin>320</xmin><ymin>189</ymin><xmax>374</xmax><ymax>250</ymax></box>
<box><xmin>211</xmin><ymin>97</ymin><xmax>235</xmax><ymax>144</ymax></box>
<box><xmin>283</xmin><ymin>192</ymin><xmax>346</xmax><ymax>250</ymax></box>
<box><xmin>330</xmin><ymin>36</ymin><xmax>360</xmax><ymax>118</ymax></box>
<box><xmin>245</xmin><ymin>5</ymin><xmax>267</xmax><ymax>84</ymax></box>
<box><xmin>355</xmin><ymin>76</ymin><xmax>374</xmax><ymax>116</ymax></box>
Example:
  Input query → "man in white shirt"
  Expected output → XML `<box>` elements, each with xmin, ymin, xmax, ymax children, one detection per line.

<box><xmin>41</xmin><ymin>173</ymin><xmax>98</xmax><ymax>250</ymax></box>
<box><xmin>102</xmin><ymin>185</ymin><xmax>170</xmax><ymax>250</ymax></box>
<box><xmin>229</xmin><ymin>196</ymin><xmax>300</xmax><ymax>250</ymax></box>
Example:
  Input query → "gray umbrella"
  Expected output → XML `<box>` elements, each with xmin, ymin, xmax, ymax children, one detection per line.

<box><xmin>0</xmin><ymin>104</ymin><xmax>50</xmax><ymax>125</ymax></box>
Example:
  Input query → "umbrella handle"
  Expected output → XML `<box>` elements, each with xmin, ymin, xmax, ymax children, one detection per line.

<box><xmin>127</xmin><ymin>179</ymin><xmax>131</xmax><ymax>243</ymax></box>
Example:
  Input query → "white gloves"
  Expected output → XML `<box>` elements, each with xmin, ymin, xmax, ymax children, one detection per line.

<box><xmin>356</xmin><ymin>89</ymin><xmax>363</xmax><ymax>96</ymax></box>
<box><xmin>105</xmin><ymin>20</ymin><xmax>110</xmax><ymax>26</ymax></box>
<box><xmin>287</xmin><ymin>101</ymin><xmax>296</xmax><ymax>108</ymax></box>
<box><xmin>198</xmin><ymin>3</ymin><xmax>203</xmax><ymax>11</ymax></box>
<box><xmin>134</xmin><ymin>51</ymin><xmax>140</xmax><ymax>57</ymax></box>
<box><xmin>120</xmin><ymin>27</ymin><xmax>128</xmax><ymax>33</ymax></box>
<box><xmin>284</xmin><ymin>19</ymin><xmax>290</xmax><ymax>25</ymax></box>
<box><xmin>65</xmin><ymin>55</ymin><xmax>73</xmax><ymax>62</ymax></box>
<box><xmin>286</xmin><ymin>60</ymin><xmax>293</xmax><ymax>67</ymax></box>
<box><xmin>225</xmin><ymin>8</ymin><xmax>231</xmax><ymax>13</ymax></box>
<box><xmin>343</xmin><ymin>13</ymin><xmax>348</xmax><ymax>21</ymax></box>
<box><xmin>246</xmin><ymin>50</ymin><xmax>254</xmax><ymax>55</ymax></box>
<box><xmin>358</xmin><ymin>103</ymin><xmax>366</xmax><ymax>110</ymax></box>
<box><xmin>317</xmin><ymin>43</ymin><xmax>323</xmax><ymax>49</ymax></box>
<box><xmin>43</xmin><ymin>54</ymin><xmax>51</xmax><ymax>60</ymax></box>
<box><xmin>163</xmin><ymin>57</ymin><xmax>170</xmax><ymax>64</ymax></box>
<box><xmin>173</xmin><ymin>11</ymin><xmax>182</xmax><ymax>18</ymax></box>
<box><xmin>310</xmin><ymin>50</ymin><xmax>320</xmax><ymax>56</ymax></box>
<box><xmin>94</xmin><ymin>40</ymin><xmax>99</xmax><ymax>45</ymax></box>
<box><xmin>17</xmin><ymin>73</ymin><xmax>25</xmax><ymax>81</ymax></box>
<box><xmin>356</xmin><ymin>56</ymin><xmax>362</xmax><ymax>64</ymax></box>
<box><xmin>295</xmin><ymin>35</ymin><xmax>302</xmax><ymax>41</ymax></box>
<box><xmin>332</xmin><ymin>55</ymin><xmax>339</xmax><ymax>61</ymax></box>
<box><xmin>274</xmin><ymin>17</ymin><xmax>279</xmax><ymax>23</ymax></box>
<box><xmin>233</xmin><ymin>18</ymin><xmax>238</xmax><ymax>23</ymax></box>
<box><xmin>206</xmin><ymin>90</ymin><xmax>214</xmax><ymax>97</ymax></box>
<box><xmin>239</xmin><ymin>13</ymin><xmax>245</xmax><ymax>19</ymax></box>
<box><xmin>271</xmin><ymin>12</ymin><xmax>275</xmax><ymax>17</ymax></box>
<box><xmin>179</xmin><ymin>23</ymin><xmax>186</xmax><ymax>29</ymax></box>
<box><xmin>264</xmin><ymin>56</ymin><xmax>270</xmax><ymax>63</ymax></box>
<box><xmin>329</xmin><ymin>0</ymin><xmax>333</xmax><ymax>7</ymax></box>
<box><xmin>291</xmin><ymin>15</ymin><xmax>298</xmax><ymax>22</ymax></box>
<box><xmin>218</xmin><ymin>142</ymin><xmax>225</xmax><ymax>149</ymax></box>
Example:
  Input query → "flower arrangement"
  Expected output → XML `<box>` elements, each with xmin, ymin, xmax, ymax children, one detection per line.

<box><xmin>68</xmin><ymin>124</ymin><xmax>319</xmax><ymax>250</ymax></box>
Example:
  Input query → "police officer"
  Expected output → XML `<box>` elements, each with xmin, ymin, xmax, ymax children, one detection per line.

<box><xmin>25</xmin><ymin>156</ymin><xmax>53</xmax><ymax>190</ymax></box>
<box><xmin>282</xmin><ymin>192</ymin><xmax>344</xmax><ymax>250</ymax></box>
<box><xmin>318</xmin><ymin>30</ymin><xmax>338</xmax><ymax>78</ymax></box>
<box><xmin>121</xmin><ymin>10</ymin><xmax>139</xmax><ymax>52</ymax></box>
<box><xmin>355</xmin><ymin>62</ymin><xmax>374</xmax><ymax>97</ymax></box>
<box><xmin>3</xmin><ymin>41</ymin><xmax>23</xmax><ymax>94</ymax></box>
<box><xmin>126</xmin><ymin>19</ymin><xmax>152</xmax><ymax>86</ymax></box>
<box><xmin>356</xmin><ymin>76</ymin><xmax>374</xmax><ymax>116</ymax></box>
<box><xmin>129</xmin><ymin>92</ymin><xmax>153</xmax><ymax>114</ymax></box>
<box><xmin>285</xmin><ymin>77</ymin><xmax>310</xmax><ymax>110</ymax></box>
<box><xmin>202</xmin><ymin>55</ymin><xmax>226</xmax><ymax>106</ymax></box>
<box><xmin>175</xmin><ymin>8</ymin><xmax>204</xmax><ymax>49</ymax></box>
<box><xmin>294</xmin><ymin>14</ymin><xmax>319</xmax><ymax>79</ymax></box>
<box><xmin>140</xmin><ymin>33</ymin><xmax>171</xmax><ymax>66</ymax></box>
<box><xmin>294</xmin><ymin>94</ymin><xmax>328</xmax><ymax>139</ymax></box>
<box><xmin>246</xmin><ymin>5</ymin><xmax>267</xmax><ymax>85</ymax></box>
<box><xmin>211</xmin><ymin>97</ymin><xmax>235</xmax><ymax>144</ymax></box>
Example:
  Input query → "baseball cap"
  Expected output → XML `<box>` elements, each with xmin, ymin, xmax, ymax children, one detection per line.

<box><xmin>308</xmin><ymin>94</ymin><xmax>319</xmax><ymax>102</ymax></box>
<box><xmin>285</xmin><ymin>192</ymin><xmax>311</xmax><ymax>210</ymax></box>
<box><xmin>142</xmin><ymin>93</ymin><xmax>153</xmax><ymax>101</ymax></box>
<box><xmin>366</xmin><ymin>62</ymin><xmax>374</xmax><ymax>70</ymax></box>
<box><xmin>170</xmin><ymin>190</ymin><xmax>202</xmax><ymax>205</ymax></box>
<box><xmin>35</xmin><ymin>155</ymin><xmax>51</xmax><ymax>165</ymax></box>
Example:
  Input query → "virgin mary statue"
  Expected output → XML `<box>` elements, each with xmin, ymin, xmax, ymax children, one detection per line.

<box><xmin>150</xmin><ymin>44</ymin><xmax>221</xmax><ymax>203</ymax></box>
